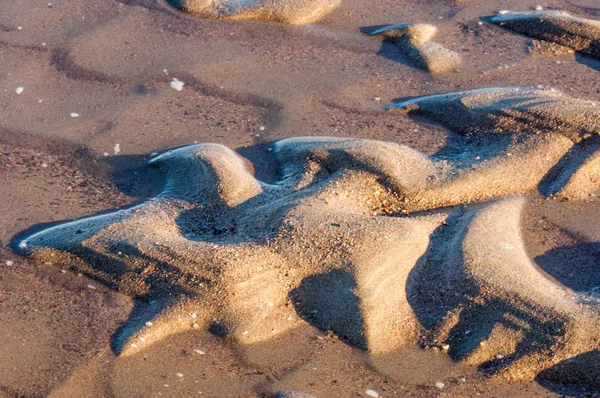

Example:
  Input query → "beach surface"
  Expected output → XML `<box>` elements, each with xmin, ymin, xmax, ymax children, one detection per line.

<box><xmin>1</xmin><ymin>0</ymin><xmax>600</xmax><ymax>397</ymax></box>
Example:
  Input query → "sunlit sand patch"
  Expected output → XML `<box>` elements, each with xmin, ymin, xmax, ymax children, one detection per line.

<box><xmin>171</xmin><ymin>0</ymin><xmax>340</xmax><ymax>24</ymax></box>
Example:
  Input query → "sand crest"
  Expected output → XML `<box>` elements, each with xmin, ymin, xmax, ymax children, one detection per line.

<box><xmin>488</xmin><ymin>10</ymin><xmax>600</xmax><ymax>60</ymax></box>
<box><xmin>173</xmin><ymin>0</ymin><xmax>340</xmax><ymax>24</ymax></box>
<box><xmin>365</xmin><ymin>24</ymin><xmax>462</xmax><ymax>74</ymax></box>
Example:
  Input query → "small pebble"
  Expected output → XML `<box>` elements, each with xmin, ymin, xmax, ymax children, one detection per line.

<box><xmin>113</xmin><ymin>143</ymin><xmax>121</xmax><ymax>155</ymax></box>
<box><xmin>498</xmin><ymin>10</ymin><xmax>510</xmax><ymax>15</ymax></box>
<box><xmin>259</xmin><ymin>126</ymin><xmax>266</xmax><ymax>131</ymax></box>
<box><xmin>193</xmin><ymin>349</ymin><xmax>205</xmax><ymax>355</ymax></box>
<box><xmin>435</xmin><ymin>382</ymin><xmax>445</xmax><ymax>389</ymax></box>
<box><xmin>70</xmin><ymin>112</ymin><xmax>79</xmax><ymax>118</ymax></box>
<box><xmin>5</xmin><ymin>260</ymin><xmax>14</xmax><ymax>266</ymax></box>
<box><xmin>170</xmin><ymin>78</ymin><xmax>185</xmax><ymax>91</ymax></box>
<box><xmin>365</xmin><ymin>390</ymin><xmax>379</xmax><ymax>398</ymax></box>
<box><xmin>535</xmin><ymin>5</ymin><xmax>543</xmax><ymax>11</ymax></box>
<box><xmin>15</xmin><ymin>87</ymin><xmax>24</xmax><ymax>95</ymax></box>
<box><xmin>145</xmin><ymin>321</ymin><xmax>154</xmax><ymax>327</ymax></box>
<box><xmin>176</xmin><ymin>372</ymin><xmax>184</xmax><ymax>378</ymax></box>
<box><xmin>87</xmin><ymin>284</ymin><xmax>96</xmax><ymax>290</ymax></box>
<box><xmin>17</xmin><ymin>26</ymin><xmax>23</xmax><ymax>30</ymax></box>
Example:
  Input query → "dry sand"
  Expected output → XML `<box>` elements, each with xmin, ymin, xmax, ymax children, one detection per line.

<box><xmin>2</xmin><ymin>0</ymin><xmax>600</xmax><ymax>397</ymax></box>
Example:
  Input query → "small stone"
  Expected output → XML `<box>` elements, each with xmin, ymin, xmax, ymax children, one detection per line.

<box><xmin>113</xmin><ymin>143</ymin><xmax>121</xmax><ymax>155</ymax></box>
<box><xmin>5</xmin><ymin>260</ymin><xmax>14</xmax><ymax>266</ymax></box>
<box><xmin>498</xmin><ymin>10</ymin><xmax>510</xmax><ymax>15</ymax></box>
<box><xmin>15</xmin><ymin>87</ymin><xmax>24</xmax><ymax>95</ymax></box>
<box><xmin>70</xmin><ymin>112</ymin><xmax>79</xmax><ymax>118</ymax></box>
<box><xmin>535</xmin><ymin>5</ymin><xmax>543</xmax><ymax>11</ymax></box>
<box><xmin>176</xmin><ymin>372</ymin><xmax>184</xmax><ymax>378</ymax></box>
<box><xmin>170</xmin><ymin>78</ymin><xmax>185</xmax><ymax>91</ymax></box>
<box><xmin>193</xmin><ymin>349</ymin><xmax>205</xmax><ymax>355</ymax></box>
<box><xmin>17</xmin><ymin>26</ymin><xmax>23</xmax><ymax>30</ymax></box>
<box><xmin>145</xmin><ymin>321</ymin><xmax>153</xmax><ymax>327</ymax></box>
<box><xmin>275</xmin><ymin>392</ymin><xmax>317</xmax><ymax>398</ymax></box>
<box><xmin>435</xmin><ymin>382</ymin><xmax>445</xmax><ymax>389</ymax></box>
<box><xmin>365</xmin><ymin>390</ymin><xmax>379</xmax><ymax>398</ymax></box>
<box><xmin>87</xmin><ymin>284</ymin><xmax>96</xmax><ymax>290</ymax></box>
<box><xmin>260</xmin><ymin>126</ymin><xmax>266</xmax><ymax>131</ymax></box>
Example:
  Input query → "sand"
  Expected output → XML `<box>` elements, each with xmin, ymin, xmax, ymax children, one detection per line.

<box><xmin>365</xmin><ymin>24</ymin><xmax>462</xmax><ymax>74</ymax></box>
<box><xmin>2</xmin><ymin>0</ymin><xmax>600</xmax><ymax>397</ymax></box>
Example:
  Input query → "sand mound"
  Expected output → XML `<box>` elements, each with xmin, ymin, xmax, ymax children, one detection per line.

<box><xmin>14</xmin><ymin>124</ymin><xmax>600</xmax><ymax>382</ymax></box>
<box><xmin>387</xmin><ymin>86</ymin><xmax>600</xmax><ymax>142</ymax></box>
<box><xmin>388</xmin><ymin>86</ymin><xmax>600</xmax><ymax>201</ymax></box>
<box><xmin>488</xmin><ymin>10</ymin><xmax>600</xmax><ymax>60</ymax></box>
<box><xmin>366</xmin><ymin>24</ymin><xmax>462</xmax><ymax>73</ymax></box>
<box><xmin>172</xmin><ymin>0</ymin><xmax>340</xmax><ymax>24</ymax></box>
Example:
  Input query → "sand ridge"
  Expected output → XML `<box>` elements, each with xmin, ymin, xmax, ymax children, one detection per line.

<box><xmin>172</xmin><ymin>0</ymin><xmax>340</xmax><ymax>24</ymax></box>
<box><xmin>488</xmin><ymin>10</ymin><xmax>600</xmax><ymax>60</ymax></box>
<box><xmin>365</xmin><ymin>23</ymin><xmax>462</xmax><ymax>74</ymax></box>
<box><xmin>14</xmin><ymin>81</ymin><xmax>600</xmax><ymax>383</ymax></box>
